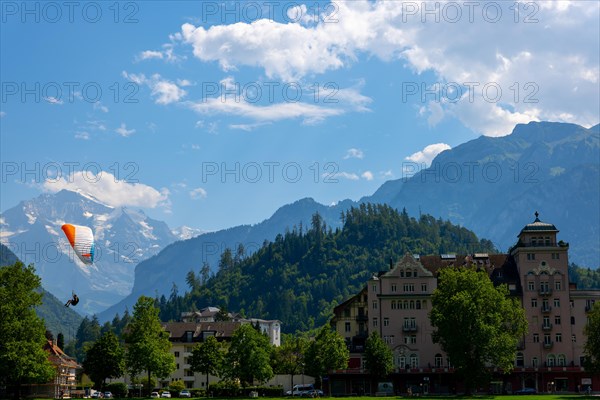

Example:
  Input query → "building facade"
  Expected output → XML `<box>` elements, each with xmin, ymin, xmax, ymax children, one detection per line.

<box><xmin>330</xmin><ymin>213</ymin><xmax>600</xmax><ymax>395</ymax></box>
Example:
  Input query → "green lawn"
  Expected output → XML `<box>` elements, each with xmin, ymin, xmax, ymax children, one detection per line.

<box><xmin>122</xmin><ymin>396</ymin><xmax>597</xmax><ymax>400</ymax></box>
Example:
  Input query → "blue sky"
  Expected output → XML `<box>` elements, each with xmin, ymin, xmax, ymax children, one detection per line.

<box><xmin>1</xmin><ymin>1</ymin><xmax>599</xmax><ymax>232</ymax></box>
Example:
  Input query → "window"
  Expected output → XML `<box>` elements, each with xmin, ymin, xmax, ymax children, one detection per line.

<box><xmin>571</xmin><ymin>316</ymin><xmax>575</xmax><ymax>325</ymax></box>
<box><xmin>384</xmin><ymin>336</ymin><xmax>394</xmax><ymax>344</ymax></box>
<box><xmin>527</xmin><ymin>253</ymin><xmax>535</xmax><ymax>260</ymax></box>
<box><xmin>572</xmin><ymin>334</ymin><xmax>576</xmax><ymax>343</ymax></box>
<box><xmin>410</xmin><ymin>335</ymin><xmax>417</xmax><ymax>344</ymax></box>
<box><xmin>410</xmin><ymin>300</ymin><xmax>415</xmax><ymax>309</ymax></box>
<box><xmin>555</xmin><ymin>315</ymin><xmax>561</xmax><ymax>325</ymax></box>
<box><xmin>544</xmin><ymin>334</ymin><xmax>551</xmax><ymax>344</ymax></box>
<box><xmin>516</xmin><ymin>352</ymin><xmax>524</xmax><ymax>367</ymax></box>
<box><xmin>555</xmin><ymin>281</ymin><xmax>562</xmax><ymax>291</ymax></box>
<box><xmin>543</xmin><ymin>316</ymin><xmax>550</xmax><ymax>327</ymax></box>
<box><xmin>373</xmin><ymin>300</ymin><xmax>378</xmax><ymax>310</ymax></box>
<box><xmin>552</xmin><ymin>252</ymin><xmax>560</xmax><ymax>259</ymax></box>
<box><xmin>554</xmin><ymin>298</ymin><xmax>560</xmax><ymax>307</ymax></box>
<box><xmin>435</xmin><ymin>354</ymin><xmax>443</xmax><ymax>368</ymax></box>
<box><xmin>416</xmin><ymin>300</ymin><xmax>421</xmax><ymax>309</ymax></box>
<box><xmin>421</xmin><ymin>283</ymin><xmax>428</xmax><ymax>292</ymax></box>
<box><xmin>344</xmin><ymin>309</ymin><xmax>351</xmax><ymax>318</ymax></box>
<box><xmin>345</xmin><ymin>322</ymin><xmax>351</xmax><ymax>332</ymax></box>
<box><xmin>391</xmin><ymin>283</ymin><xmax>397</xmax><ymax>292</ymax></box>
<box><xmin>533</xmin><ymin>333</ymin><xmax>539</xmax><ymax>343</ymax></box>
<box><xmin>404</xmin><ymin>283</ymin><xmax>415</xmax><ymax>292</ymax></box>
<box><xmin>410</xmin><ymin>354</ymin><xmax>419</xmax><ymax>368</ymax></box>
<box><xmin>532</xmin><ymin>357</ymin><xmax>538</xmax><ymax>367</ymax></box>
<box><xmin>384</xmin><ymin>318</ymin><xmax>389</xmax><ymax>327</ymax></box>
<box><xmin>398</xmin><ymin>356</ymin><xmax>406</xmax><ymax>369</ymax></box>
<box><xmin>373</xmin><ymin>317</ymin><xmax>378</xmax><ymax>327</ymax></box>
<box><xmin>400</xmin><ymin>270</ymin><xmax>404</xmax><ymax>277</ymax></box>
<box><xmin>531</xmin><ymin>298</ymin><xmax>538</xmax><ymax>307</ymax></box>
<box><xmin>391</xmin><ymin>300</ymin><xmax>397</xmax><ymax>310</ymax></box>
<box><xmin>174</xmin><ymin>351</ymin><xmax>180</xmax><ymax>357</ymax></box>
<box><xmin>557</xmin><ymin>354</ymin><xmax>566</xmax><ymax>366</ymax></box>
<box><xmin>186</xmin><ymin>331</ymin><xmax>193</xmax><ymax>342</ymax></box>
<box><xmin>556</xmin><ymin>333</ymin><xmax>562</xmax><ymax>343</ymax></box>
<box><xmin>372</xmin><ymin>284</ymin><xmax>377</xmax><ymax>292</ymax></box>
<box><xmin>528</xmin><ymin>281</ymin><xmax>535</xmax><ymax>291</ymax></box>
<box><xmin>176</xmin><ymin>363</ymin><xmax>180</xmax><ymax>370</ymax></box>
<box><xmin>406</xmin><ymin>270</ymin><xmax>412</xmax><ymax>278</ymax></box>
<box><xmin>547</xmin><ymin>355</ymin><xmax>555</xmax><ymax>367</ymax></box>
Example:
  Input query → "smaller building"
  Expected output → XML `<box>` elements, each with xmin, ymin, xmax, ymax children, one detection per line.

<box><xmin>24</xmin><ymin>340</ymin><xmax>80</xmax><ymax>398</ymax></box>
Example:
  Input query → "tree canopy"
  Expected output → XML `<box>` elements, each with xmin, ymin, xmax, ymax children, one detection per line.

<box><xmin>430</xmin><ymin>267</ymin><xmax>527</xmax><ymax>393</ymax></box>
<box><xmin>125</xmin><ymin>296</ymin><xmax>175</xmax><ymax>385</ymax></box>
<box><xmin>0</xmin><ymin>262</ymin><xmax>55</xmax><ymax>395</ymax></box>
<box><xmin>584</xmin><ymin>301</ymin><xmax>600</xmax><ymax>372</ymax></box>
<box><xmin>189</xmin><ymin>335</ymin><xmax>224</xmax><ymax>390</ymax></box>
<box><xmin>224</xmin><ymin>324</ymin><xmax>273</xmax><ymax>386</ymax></box>
<box><xmin>305</xmin><ymin>326</ymin><xmax>349</xmax><ymax>387</ymax></box>
<box><xmin>83</xmin><ymin>330</ymin><xmax>125</xmax><ymax>389</ymax></box>
<box><xmin>364</xmin><ymin>332</ymin><xmax>394</xmax><ymax>378</ymax></box>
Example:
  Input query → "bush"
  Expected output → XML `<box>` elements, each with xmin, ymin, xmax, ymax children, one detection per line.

<box><xmin>169</xmin><ymin>380</ymin><xmax>185</xmax><ymax>396</ymax></box>
<box><xmin>191</xmin><ymin>389</ymin><xmax>205</xmax><ymax>398</ymax></box>
<box><xmin>208</xmin><ymin>381</ymin><xmax>241</xmax><ymax>397</ymax></box>
<box><xmin>106</xmin><ymin>382</ymin><xmax>128</xmax><ymax>398</ymax></box>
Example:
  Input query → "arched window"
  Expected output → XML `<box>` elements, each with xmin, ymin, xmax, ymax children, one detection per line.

<box><xmin>404</xmin><ymin>300</ymin><xmax>408</xmax><ymax>309</ymax></box>
<box><xmin>516</xmin><ymin>352</ymin><xmax>524</xmax><ymax>367</ymax></box>
<box><xmin>406</xmin><ymin>270</ymin><xmax>412</xmax><ymax>278</ymax></box>
<box><xmin>413</xmin><ymin>269</ymin><xmax>418</xmax><ymax>276</ymax></box>
<box><xmin>400</xmin><ymin>270</ymin><xmax>404</xmax><ymax>277</ymax></box>
<box><xmin>434</xmin><ymin>354</ymin><xmax>443</xmax><ymax>368</ymax></box>
<box><xmin>557</xmin><ymin>354</ymin><xmax>566</xmax><ymax>366</ymax></box>
<box><xmin>416</xmin><ymin>300</ymin><xmax>421</xmax><ymax>309</ymax></box>
<box><xmin>410</xmin><ymin>300</ymin><xmax>415</xmax><ymax>309</ymax></box>
<box><xmin>547</xmin><ymin>354</ymin><xmax>556</xmax><ymax>367</ymax></box>
<box><xmin>391</xmin><ymin>301</ymin><xmax>397</xmax><ymax>310</ymax></box>
<box><xmin>532</xmin><ymin>357</ymin><xmax>538</xmax><ymax>367</ymax></box>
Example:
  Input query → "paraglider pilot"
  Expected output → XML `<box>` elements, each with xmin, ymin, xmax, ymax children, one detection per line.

<box><xmin>65</xmin><ymin>292</ymin><xmax>79</xmax><ymax>307</ymax></box>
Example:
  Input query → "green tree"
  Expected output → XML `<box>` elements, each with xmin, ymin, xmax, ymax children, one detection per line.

<box><xmin>169</xmin><ymin>379</ymin><xmax>185</xmax><ymax>395</ymax></box>
<box><xmin>83</xmin><ymin>331</ymin><xmax>125</xmax><ymax>390</ymax></box>
<box><xmin>57</xmin><ymin>333</ymin><xmax>65</xmax><ymax>350</ymax></box>
<box><xmin>125</xmin><ymin>296</ymin><xmax>175</xmax><ymax>388</ymax></box>
<box><xmin>189</xmin><ymin>336</ymin><xmax>224</xmax><ymax>391</ymax></box>
<box><xmin>0</xmin><ymin>262</ymin><xmax>55</xmax><ymax>398</ymax></box>
<box><xmin>584</xmin><ymin>302</ymin><xmax>600</xmax><ymax>372</ymax></box>
<box><xmin>305</xmin><ymin>326</ymin><xmax>349</xmax><ymax>388</ymax></box>
<box><xmin>224</xmin><ymin>324</ymin><xmax>273</xmax><ymax>386</ymax></box>
<box><xmin>364</xmin><ymin>332</ymin><xmax>394</xmax><ymax>378</ymax></box>
<box><xmin>430</xmin><ymin>267</ymin><xmax>527</xmax><ymax>394</ymax></box>
<box><xmin>273</xmin><ymin>336</ymin><xmax>308</xmax><ymax>392</ymax></box>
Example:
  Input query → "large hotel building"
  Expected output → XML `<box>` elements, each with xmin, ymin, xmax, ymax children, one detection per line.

<box><xmin>330</xmin><ymin>213</ymin><xmax>600</xmax><ymax>394</ymax></box>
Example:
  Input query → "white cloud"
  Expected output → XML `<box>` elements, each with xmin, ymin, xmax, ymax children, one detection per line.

<box><xmin>0</xmin><ymin>111</ymin><xmax>6</xmax><ymax>118</ymax></box>
<box><xmin>43</xmin><ymin>172</ymin><xmax>170</xmax><ymax>209</ymax></box>
<box><xmin>187</xmin><ymin>97</ymin><xmax>344</xmax><ymax>125</ymax></box>
<box><xmin>44</xmin><ymin>96</ymin><xmax>63</xmax><ymax>105</ymax></box>
<box><xmin>115</xmin><ymin>123</ymin><xmax>136</xmax><ymax>137</ymax></box>
<box><xmin>361</xmin><ymin>171</ymin><xmax>374</xmax><ymax>181</ymax></box>
<box><xmin>405</xmin><ymin>143</ymin><xmax>451</xmax><ymax>166</ymax></box>
<box><xmin>326</xmin><ymin>171</ymin><xmax>360</xmax><ymax>181</ymax></box>
<box><xmin>177</xmin><ymin>1</ymin><xmax>599</xmax><ymax>134</ymax></box>
<box><xmin>344</xmin><ymin>148</ymin><xmax>364</xmax><ymax>159</ymax></box>
<box><xmin>380</xmin><ymin>170</ymin><xmax>394</xmax><ymax>179</ymax></box>
<box><xmin>93</xmin><ymin>102</ymin><xmax>109</xmax><ymax>113</ymax></box>
<box><xmin>75</xmin><ymin>131</ymin><xmax>90</xmax><ymax>140</ymax></box>
<box><xmin>138</xmin><ymin>50</ymin><xmax>164</xmax><ymax>60</ymax></box>
<box><xmin>229</xmin><ymin>122</ymin><xmax>271</xmax><ymax>131</ymax></box>
<box><xmin>123</xmin><ymin>71</ymin><xmax>187</xmax><ymax>105</ymax></box>
<box><xmin>190</xmin><ymin>187</ymin><xmax>208</xmax><ymax>199</ymax></box>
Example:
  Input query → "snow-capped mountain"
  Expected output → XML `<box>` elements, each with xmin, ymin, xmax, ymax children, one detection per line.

<box><xmin>0</xmin><ymin>189</ymin><xmax>194</xmax><ymax>315</ymax></box>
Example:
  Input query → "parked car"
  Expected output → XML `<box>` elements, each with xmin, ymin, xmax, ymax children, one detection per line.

<box><xmin>90</xmin><ymin>392</ymin><xmax>101</xmax><ymax>399</ymax></box>
<box><xmin>515</xmin><ymin>388</ymin><xmax>537</xmax><ymax>395</ymax></box>
<box><xmin>103</xmin><ymin>392</ymin><xmax>113</xmax><ymax>399</ymax></box>
<box><xmin>286</xmin><ymin>385</ymin><xmax>316</xmax><ymax>397</ymax></box>
<box><xmin>161</xmin><ymin>391</ymin><xmax>172</xmax><ymax>398</ymax></box>
<box><xmin>301</xmin><ymin>389</ymin><xmax>323</xmax><ymax>398</ymax></box>
<box><xmin>150</xmin><ymin>392</ymin><xmax>160</xmax><ymax>398</ymax></box>
<box><xmin>179</xmin><ymin>390</ymin><xmax>191</xmax><ymax>398</ymax></box>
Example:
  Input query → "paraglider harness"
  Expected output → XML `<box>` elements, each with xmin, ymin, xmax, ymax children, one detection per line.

<box><xmin>65</xmin><ymin>292</ymin><xmax>79</xmax><ymax>307</ymax></box>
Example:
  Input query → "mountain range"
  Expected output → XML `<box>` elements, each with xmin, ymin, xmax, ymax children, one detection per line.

<box><xmin>0</xmin><ymin>190</ymin><xmax>202</xmax><ymax>314</ymax></box>
<box><xmin>99</xmin><ymin>121</ymin><xmax>599</xmax><ymax>322</ymax></box>
<box><xmin>1</xmin><ymin>121</ymin><xmax>597</xmax><ymax>321</ymax></box>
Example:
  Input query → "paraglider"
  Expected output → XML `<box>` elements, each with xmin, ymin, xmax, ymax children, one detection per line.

<box><xmin>61</xmin><ymin>223</ymin><xmax>95</xmax><ymax>264</ymax></box>
<box><xmin>65</xmin><ymin>292</ymin><xmax>79</xmax><ymax>307</ymax></box>
<box><xmin>61</xmin><ymin>223</ymin><xmax>94</xmax><ymax>307</ymax></box>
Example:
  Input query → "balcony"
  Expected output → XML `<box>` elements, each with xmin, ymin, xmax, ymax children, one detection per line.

<box><xmin>538</xmin><ymin>289</ymin><xmax>553</xmax><ymax>297</ymax></box>
<box><xmin>403</xmin><ymin>325</ymin><xmax>418</xmax><ymax>332</ymax></box>
<box><xmin>543</xmin><ymin>342</ymin><xmax>553</xmax><ymax>349</ymax></box>
<box><xmin>541</xmin><ymin>305</ymin><xmax>552</xmax><ymax>313</ymax></box>
<box><xmin>542</xmin><ymin>323</ymin><xmax>553</xmax><ymax>331</ymax></box>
